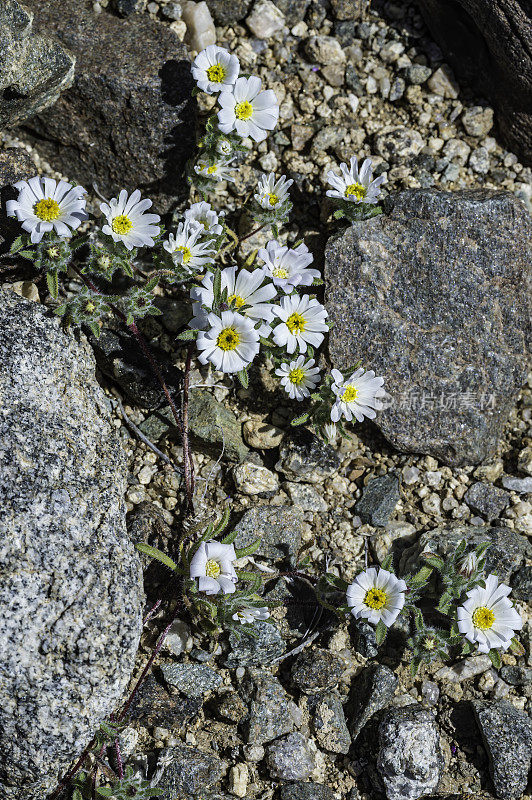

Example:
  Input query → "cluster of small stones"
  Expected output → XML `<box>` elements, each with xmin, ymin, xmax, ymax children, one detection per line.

<box><xmin>1</xmin><ymin>0</ymin><xmax>531</xmax><ymax>798</ymax></box>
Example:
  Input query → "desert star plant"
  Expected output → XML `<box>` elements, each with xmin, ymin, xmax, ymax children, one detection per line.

<box><xmin>4</xmin><ymin>43</ymin><xmax>524</xmax><ymax>800</ymax></box>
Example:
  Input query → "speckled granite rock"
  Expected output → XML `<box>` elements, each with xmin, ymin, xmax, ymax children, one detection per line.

<box><xmin>21</xmin><ymin>0</ymin><xmax>195</xmax><ymax>213</ymax></box>
<box><xmin>0</xmin><ymin>291</ymin><xmax>143</xmax><ymax>800</ymax></box>
<box><xmin>400</xmin><ymin>523</ymin><xmax>530</xmax><ymax>585</ymax></box>
<box><xmin>325</xmin><ymin>190</ymin><xmax>532</xmax><ymax>466</ymax></box>
<box><xmin>0</xmin><ymin>0</ymin><xmax>74</xmax><ymax>128</ymax></box>
<box><xmin>377</xmin><ymin>705</ymin><xmax>443</xmax><ymax>800</ymax></box>
<box><xmin>156</xmin><ymin>745</ymin><xmax>226</xmax><ymax>796</ymax></box>
<box><xmin>472</xmin><ymin>700</ymin><xmax>532</xmax><ymax>798</ymax></box>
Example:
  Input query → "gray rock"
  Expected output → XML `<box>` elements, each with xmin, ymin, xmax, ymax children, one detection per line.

<box><xmin>276</xmin><ymin>427</ymin><xmax>341</xmax><ymax>483</ymax></box>
<box><xmin>21</xmin><ymin>0</ymin><xmax>195</xmax><ymax>213</ymax></box>
<box><xmin>330</xmin><ymin>0</ymin><xmax>366</xmax><ymax>19</ymax></box>
<box><xmin>0</xmin><ymin>147</ymin><xmax>37</xmax><ymax>252</ymax></box>
<box><xmin>462</xmin><ymin>105</ymin><xmax>494</xmax><ymax>137</ymax></box>
<box><xmin>159</xmin><ymin>663</ymin><xmax>222</xmax><ymax>697</ymax></box>
<box><xmin>0</xmin><ymin>0</ymin><xmax>74</xmax><ymax>128</ymax></box>
<box><xmin>406</xmin><ymin>64</ymin><xmax>432</xmax><ymax>85</ymax></box>
<box><xmin>499</xmin><ymin>666</ymin><xmax>532</xmax><ymax>687</ymax></box>
<box><xmin>472</xmin><ymin>700</ymin><xmax>532</xmax><ymax>799</ymax></box>
<box><xmin>90</xmin><ymin>326</ymin><xmax>183</xmax><ymax>410</ymax></box>
<box><xmin>140</xmin><ymin>389</ymin><xmax>248</xmax><ymax>462</ymax></box>
<box><xmin>512</xmin><ymin>565</ymin><xmax>532</xmax><ymax>602</ymax></box>
<box><xmin>501</xmin><ymin>475</ymin><xmax>532</xmax><ymax>493</ymax></box>
<box><xmin>112</xmin><ymin>0</ymin><xmax>148</xmax><ymax>15</ymax></box>
<box><xmin>155</xmin><ymin>745</ymin><xmax>226</xmax><ymax>796</ymax></box>
<box><xmin>291</xmin><ymin>647</ymin><xmax>346</xmax><ymax>693</ymax></box>
<box><xmin>400</xmin><ymin>524</ymin><xmax>530</xmax><ymax>585</ymax></box>
<box><xmin>205</xmin><ymin>0</ymin><xmax>252</xmax><ymax>24</ymax></box>
<box><xmin>309</xmin><ymin>690</ymin><xmax>352</xmax><ymax>754</ymax></box>
<box><xmin>128</xmin><ymin>675</ymin><xmax>202</xmax><ymax>729</ymax></box>
<box><xmin>225</xmin><ymin>620</ymin><xmax>285</xmax><ymax>667</ymax></box>
<box><xmin>280</xmin><ymin>783</ymin><xmax>335</xmax><ymax>800</ymax></box>
<box><xmin>325</xmin><ymin>190</ymin><xmax>532</xmax><ymax>466</ymax></box>
<box><xmin>0</xmin><ymin>291</ymin><xmax>143</xmax><ymax>800</ymax></box>
<box><xmin>355</xmin><ymin>473</ymin><xmax>401</xmax><ymax>526</ymax></box>
<box><xmin>464</xmin><ymin>482</ymin><xmax>510</xmax><ymax>521</ymax></box>
<box><xmin>377</xmin><ymin>706</ymin><xmax>443</xmax><ymax>800</ymax></box>
<box><xmin>348</xmin><ymin>663</ymin><xmax>398</xmax><ymax>740</ymax></box>
<box><xmin>230</xmin><ymin>505</ymin><xmax>304</xmax><ymax>564</ymax></box>
<box><xmin>242</xmin><ymin>669</ymin><xmax>297</xmax><ymax>745</ymax></box>
<box><xmin>350</xmin><ymin>618</ymin><xmax>379</xmax><ymax>658</ymax></box>
<box><xmin>374</xmin><ymin>127</ymin><xmax>424</xmax><ymax>162</ymax></box>
<box><xmin>266</xmin><ymin>732</ymin><xmax>316</xmax><ymax>780</ymax></box>
<box><xmin>274</xmin><ymin>0</ymin><xmax>311</xmax><ymax>26</ymax></box>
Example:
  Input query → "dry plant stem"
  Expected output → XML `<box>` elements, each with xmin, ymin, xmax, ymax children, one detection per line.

<box><xmin>69</xmin><ymin>266</ymin><xmax>195</xmax><ymax>509</ymax></box>
<box><xmin>238</xmin><ymin>223</ymin><xmax>266</xmax><ymax>243</ymax></box>
<box><xmin>181</xmin><ymin>342</ymin><xmax>196</xmax><ymax>513</ymax></box>
<box><xmin>116</xmin><ymin>590</ymin><xmax>184</xmax><ymax>724</ymax></box>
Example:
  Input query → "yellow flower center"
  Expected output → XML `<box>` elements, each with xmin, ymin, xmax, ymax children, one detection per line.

<box><xmin>235</xmin><ymin>100</ymin><xmax>253</xmax><ymax>120</ymax></box>
<box><xmin>205</xmin><ymin>558</ymin><xmax>221</xmax><ymax>578</ymax></box>
<box><xmin>345</xmin><ymin>182</ymin><xmax>367</xmax><ymax>201</ymax></box>
<box><xmin>364</xmin><ymin>587</ymin><xmax>387</xmax><ymax>610</ymax></box>
<box><xmin>177</xmin><ymin>245</ymin><xmax>192</xmax><ymax>264</ymax></box>
<box><xmin>342</xmin><ymin>385</ymin><xmax>359</xmax><ymax>403</ymax></box>
<box><xmin>472</xmin><ymin>606</ymin><xmax>495</xmax><ymax>630</ymax></box>
<box><xmin>217</xmin><ymin>327</ymin><xmax>240</xmax><ymax>351</ymax></box>
<box><xmin>207</xmin><ymin>165</ymin><xmax>218</xmax><ymax>174</ymax></box>
<box><xmin>33</xmin><ymin>197</ymin><xmax>61</xmax><ymax>222</ymax></box>
<box><xmin>268</xmin><ymin>193</ymin><xmax>279</xmax><ymax>206</ymax></box>
<box><xmin>288</xmin><ymin>367</ymin><xmax>305</xmax><ymax>385</ymax></box>
<box><xmin>206</xmin><ymin>63</ymin><xmax>226</xmax><ymax>83</ymax></box>
<box><xmin>228</xmin><ymin>294</ymin><xmax>245</xmax><ymax>308</ymax></box>
<box><xmin>286</xmin><ymin>312</ymin><xmax>306</xmax><ymax>334</ymax></box>
<box><xmin>47</xmin><ymin>246</ymin><xmax>59</xmax><ymax>258</ymax></box>
<box><xmin>112</xmin><ymin>214</ymin><xmax>133</xmax><ymax>235</ymax></box>
<box><xmin>272</xmin><ymin>267</ymin><xmax>289</xmax><ymax>279</ymax></box>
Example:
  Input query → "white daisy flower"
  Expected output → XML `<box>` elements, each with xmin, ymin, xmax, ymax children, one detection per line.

<box><xmin>258</xmin><ymin>240</ymin><xmax>320</xmax><ymax>293</ymax></box>
<box><xmin>191</xmin><ymin>45</ymin><xmax>240</xmax><ymax>95</ymax></box>
<box><xmin>184</xmin><ymin>201</ymin><xmax>223</xmax><ymax>236</ymax></box>
<box><xmin>190</xmin><ymin>266</ymin><xmax>277</xmax><ymax>336</ymax></box>
<box><xmin>100</xmin><ymin>189</ymin><xmax>161</xmax><ymax>251</ymax></box>
<box><xmin>326</xmin><ymin>156</ymin><xmax>385</xmax><ymax>205</ymax></box>
<box><xmin>254</xmin><ymin>172</ymin><xmax>293</xmax><ymax>210</ymax></box>
<box><xmin>194</xmin><ymin>156</ymin><xmax>235</xmax><ymax>183</ymax></box>
<box><xmin>331</xmin><ymin>367</ymin><xmax>386</xmax><ymax>423</ymax></box>
<box><xmin>6</xmin><ymin>176</ymin><xmax>88</xmax><ymax>244</ymax></box>
<box><xmin>189</xmin><ymin>540</ymin><xmax>238</xmax><ymax>595</ymax></box>
<box><xmin>163</xmin><ymin>219</ymin><xmax>216</xmax><ymax>273</ymax></box>
<box><xmin>218</xmin><ymin>76</ymin><xmax>279</xmax><ymax>143</ymax></box>
<box><xmin>196</xmin><ymin>310</ymin><xmax>260</xmax><ymax>374</ymax></box>
<box><xmin>272</xmin><ymin>294</ymin><xmax>328</xmax><ymax>354</ymax></box>
<box><xmin>232</xmin><ymin>606</ymin><xmax>270</xmax><ymax>624</ymax></box>
<box><xmin>275</xmin><ymin>356</ymin><xmax>320</xmax><ymax>401</ymax></box>
<box><xmin>347</xmin><ymin>567</ymin><xmax>407</xmax><ymax>627</ymax></box>
<box><xmin>457</xmin><ymin>574</ymin><xmax>523</xmax><ymax>654</ymax></box>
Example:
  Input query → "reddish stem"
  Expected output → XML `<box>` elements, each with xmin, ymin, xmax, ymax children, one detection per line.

<box><xmin>238</xmin><ymin>223</ymin><xmax>266</xmax><ymax>243</ymax></box>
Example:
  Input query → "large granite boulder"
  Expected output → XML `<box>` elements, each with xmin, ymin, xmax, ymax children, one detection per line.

<box><xmin>415</xmin><ymin>0</ymin><xmax>532</xmax><ymax>167</ymax></box>
<box><xmin>0</xmin><ymin>291</ymin><xmax>143</xmax><ymax>799</ymax></box>
<box><xmin>0</xmin><ymin>0</ymin><xmax>75</xmax><ymax>128</ymax></box>
<box><xmin>21</xmin><ymin>0</ymin><xmax>195</xmax><ymax>213</ymax></box>
<box><xmin>325</xmin><ymin>190</ymin><xmax>532</xmax><ymax>466</ymax></box>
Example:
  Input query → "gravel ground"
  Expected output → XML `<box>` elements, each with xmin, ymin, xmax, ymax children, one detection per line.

<box><xmin>1</xmin><ymin>0</ymin><xmax>531</xmax><ymax>797</ymax></box>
